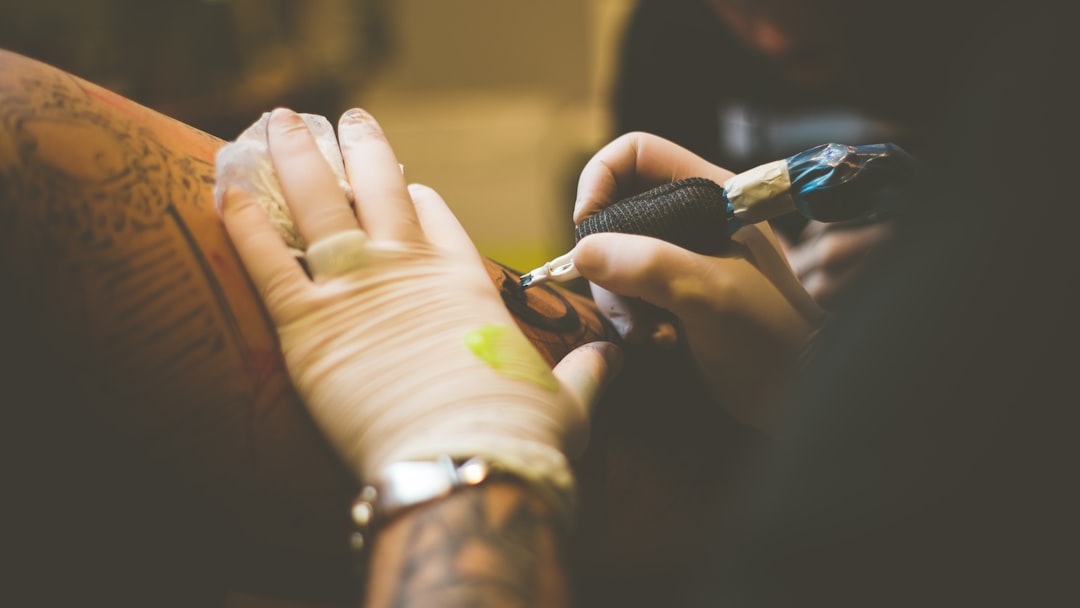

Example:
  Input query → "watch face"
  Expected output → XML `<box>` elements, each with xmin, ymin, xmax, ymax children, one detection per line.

<box><xmin>375</xmin><ymin>457</ymin><xmax>464</xmax><ymax>516</ymax></box>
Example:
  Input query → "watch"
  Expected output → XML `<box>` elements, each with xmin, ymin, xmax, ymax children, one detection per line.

<box><xmin>348</xmin><ymin>454</ymin><xmax>574</xmax><ymax>552</ymax></box>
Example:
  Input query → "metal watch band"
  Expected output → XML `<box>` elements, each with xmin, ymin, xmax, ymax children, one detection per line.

<box><xmin>348</xmin><ymin>454</ymin><xmax>574</xmax><ymax>553</ymax></box>
<box><xmin>349</xmin><ymin>455</ymin><xmax>496</xmax><ymax>551</ymax></box>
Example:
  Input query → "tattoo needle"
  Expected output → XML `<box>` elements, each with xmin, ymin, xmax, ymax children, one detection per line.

<box><xmin>519</xmin><ymin>251</ymin><xmax>578</xmax><ymax>289</ymax></box>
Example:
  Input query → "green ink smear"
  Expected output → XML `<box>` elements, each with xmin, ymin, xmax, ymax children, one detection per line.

<box><xmin>465</xmin><ymin>324</ymin><xmax>559</xmax><ymax>392</ymax></box>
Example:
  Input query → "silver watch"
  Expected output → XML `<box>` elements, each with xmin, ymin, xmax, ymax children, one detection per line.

<box><xmin>349</xmin><ymin>455</ymin><xmax>494</xmax><ymax>551</ymax></box>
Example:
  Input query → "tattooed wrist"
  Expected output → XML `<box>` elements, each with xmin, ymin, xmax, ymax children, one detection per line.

<box><xmin>364</xmin><ymin>480</ymin><xmax>571</xmax><ymax>608</ymax></box>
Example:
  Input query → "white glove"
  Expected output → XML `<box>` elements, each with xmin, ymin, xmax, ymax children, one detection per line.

<box><xmin>215</xmin><ymin>108</ymin><xmax>621</xmax><ymax>502</ymax></box>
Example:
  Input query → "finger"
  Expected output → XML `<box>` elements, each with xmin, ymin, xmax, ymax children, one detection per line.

<box><xmin>798</xmin><ymin>219</ymin><xmax>830</xmax><ymax>240</ymax></box>
<box><xmin>577</xmin><ymin>233</ymin><xmax>815</xmax><ymax>417</ymax></box>
<box><xmin>802</xmin><ymin>264</ymin><xmax>861</xmax><ymax>310</ymax></box>
<box><xmin>817</xmin><ymin>222</ymin><xmax>893</xmax><ymax>273</ymax></box>
<box><xmin>802</xmin><ymin>225</ymin><xmax>891</xmax><ymax>309</ymax></box>
<box><xmin>786</xmin><ymin>241</ymin><xmax>819</xmax><ymax>279</ymax></box>
<box><xmin>338</xmin><ymin>108</ymin><xmax>423</xmax><ymax>243</ymax></box>
<box><xmin>407</xmin><ymin>183</ymin><xmax>482</xmax><ymax>264</ymax></box>
<box><xmin>789</xmin><ymin>222</ymin><xmax>891</xmax><ymax>278</ymax></box>
<box><xmin>733</xmin><ymin>224</ymin><xmax>824</xmax><ymax>324</ymax></box>
<box><xmin>217</xmin><ymin>186</ymin><xmax>309</xmax><ymax>310</ymax></box>
<box><xmin>588</xmin><ymin>284</ymin><xmax>680</xmax><ymax>346</ymax></box>
<box><xmin>574</xmin><ymin>132</ymin><xmax>735</xmax><ymax>223</ymax></box>
<box><xmin>553</xmin><ymin>341</ymin><xmax>623</xmax><ymax>412</ymax></box>
<box><xmin>801</xmin><ymin>270</ymin><xmax>832</xmax><ymax>308</ymax></box>
<box><xmin>266</xmin><ymin>108</ymin><xmax>359</xmax><ymax>244</ymax></box>
<box><xmin>576</xmin><ymin>232</ymin><xmax>817</xmax><ymax>332</ymax></box>
<box><xmin>773</xmin><ymin>229</ymin><xmax>795</xmax><ymax>259</ymax></box>
<box><xmin>552</xmin><ymin>341</ymin><xmax>623</xmax><ymax>456</ymax></box>
<box><xmin>574</xmin><ymin>233</ymin><xmax>715</xmax><ymax>312</ymax></box>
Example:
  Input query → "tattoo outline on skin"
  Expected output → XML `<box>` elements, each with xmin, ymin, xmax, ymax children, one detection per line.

<box><xmin>0</xmin><ymin>65</ymin><xmax>289</xmax><ymax>448</ymax></box>
<box><xmin>1</xmin><ymin>50</ymin><xmax>636</xmax><ymax>604</ymax></box>
<box><xmin>494</xmin><ymin>263</ymin><xmax>619</xmax><ymax>364</ymax></box>
<box><xmin>385</xmin><ymin>483</ymin><xmax>566</xmax><ymax>608</ymax></box>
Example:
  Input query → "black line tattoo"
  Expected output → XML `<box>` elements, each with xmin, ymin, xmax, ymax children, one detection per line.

<box><xmin>0</xmin><ymin>64</ymin><xmax>277</xmax><ymax>451</ymax></box>
<box><xmin>385</xmin><ymin>484</ymin><xmax>567</xmax><ymax>608</ymax></box>
<box><xmin>495</xmin><ymin>263</ymin><xmax>618</xmax><ymax>359</ymax></box>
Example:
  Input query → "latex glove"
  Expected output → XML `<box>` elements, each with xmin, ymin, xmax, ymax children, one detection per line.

<box><xmin>215</xmin><ymin>108</ymin><xmax>621</xmax><ymax>498</ymax></box>
<box><xmin>778</xmin><ymin>218</ymin><xmax>894</xmax><ymax>310</ymax></box>
<box><xmin>573</xmin><ymin>133</ymin><xmax>825</xmax><ymax>430</ymax></box>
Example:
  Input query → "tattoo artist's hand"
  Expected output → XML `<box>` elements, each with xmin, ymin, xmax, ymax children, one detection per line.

<box><xmin>778</xmin><ymin>218</ymin><xmax>894</xmax><ymax>310</ymax></box>
<box><xmin>573</xmin><ymin>132</ymin><xmax>825</xmax><ymax>430</ymax></box>
<box><xmin>216</xmin><ymin>108</ymin><xmax>622</xmax><ymax>484</ymax></box>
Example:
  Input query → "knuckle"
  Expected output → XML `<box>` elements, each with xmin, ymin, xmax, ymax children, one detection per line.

<box><xmin>258</xmin><ymin>269</ymin><xmax>303</xmax><ymax>309</ymax></box>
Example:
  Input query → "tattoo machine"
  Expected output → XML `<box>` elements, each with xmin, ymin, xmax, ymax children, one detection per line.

<box><xmin>519</xmin><ymin>142</ymin><xmax>920</xmax><ymax>289</ymax></box>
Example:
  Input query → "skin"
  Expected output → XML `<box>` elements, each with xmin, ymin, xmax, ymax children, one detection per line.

<box><xmin>2</xmin><ymin>49</ymin><xmax>765</xmax><ymax>606</ymax></box>
<box><xmin>777</xmin><ymin>218</ymin><xmax>894</xmax><ymax>309</ymax></box>
<box><xmin>365</xmin><ymin>481</ymin><xmax>571</xmax><ymax>608</ymax></box>
<box><xmin>0</xmin><ymin>48</ymin><xmax>616</xmax><ymax>603</ymax></box>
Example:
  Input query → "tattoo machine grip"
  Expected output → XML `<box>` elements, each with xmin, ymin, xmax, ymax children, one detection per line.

<box><xmin>574</xmin><ymin>177</ymin><xmax>731</xmax><ymax>255</ymax></box>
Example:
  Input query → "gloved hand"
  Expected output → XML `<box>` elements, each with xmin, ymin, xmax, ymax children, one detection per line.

<box><xmin>215</xmin><ymin>108</ymin><xmax>621</xmax><ymax>499</ymax></box>
<box><xmin>573</xmin><ymin>132</ymin><xmax>825</xmax><ymax>430</ymax></box>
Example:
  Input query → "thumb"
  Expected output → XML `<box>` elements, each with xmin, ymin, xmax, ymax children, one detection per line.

<box><xmin>552</xmin><ymin>341</ymin><xmax>623</xmax><ymax>415</ymax></box>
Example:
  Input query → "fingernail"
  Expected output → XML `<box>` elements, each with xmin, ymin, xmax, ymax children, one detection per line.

<box><xmin>340</xmin><ymin>107</ymin><xmax>373</xmax><ymax>124</ymax></box>
<box><xmin>339</xmin><ymin>109</ymin><xmax>383</xmax><ymax>147</ymax></box>
<box><xmin>268</xmin><ymin>107</ymin><xmax>302</xmax><ymax>130</ymax></box>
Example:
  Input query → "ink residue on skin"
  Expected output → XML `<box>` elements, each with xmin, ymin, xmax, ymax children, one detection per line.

<box><xmin>465</xmin><ymin>323</ymin><xmax>559</xmax><ymax>392</ymax></box>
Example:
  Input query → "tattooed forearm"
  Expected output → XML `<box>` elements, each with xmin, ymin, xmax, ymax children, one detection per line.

<box><xmin>1</xmin><ymin>47</ymin><xmax>624</xmax><ymax>603</ymax></box>
<box><xmin>366</xmin><ymin>482</ymin><xmax>572</xmax><ymax>608</ymax></box>
<box><xmin>0</xmin><ymin>49</ymin><xmax>358</xmax><ymax>586</ymax></box>
<box><xmin>0</xmin><ymin>51</ymin><xmax>268</xmax><ymax>436</ymax></box>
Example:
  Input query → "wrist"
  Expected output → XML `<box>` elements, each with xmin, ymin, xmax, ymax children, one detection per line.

<box><xmin>351</xmin><ymin>378</ymin><xmax>586</xmax><ymax>484</ymax></box>
<box><xmin>350</xmin><ymin>453</ymin><xmax>577</xmax><ymax>553</ymax></box>
<box><xmin>362</xmin><ymin>478</ymin><xmax>572</xmax><ymax>608</ymax></box>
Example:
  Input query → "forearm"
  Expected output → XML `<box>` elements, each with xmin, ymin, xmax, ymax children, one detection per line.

<box><xmin>0</xmin><ymin>47</ymin><xmax>614</xmax><ymax>592</ymax></box>
<box><xmin>364</xmin><ymin>481</ymin><xmax>571</xmax><ymax>608</ymax></box>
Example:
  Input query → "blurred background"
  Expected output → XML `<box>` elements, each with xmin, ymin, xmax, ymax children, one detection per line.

<box><xmin>0</xmin><ymin>0</ymin><xmax>635</xmax><ymax>273</ymax></box>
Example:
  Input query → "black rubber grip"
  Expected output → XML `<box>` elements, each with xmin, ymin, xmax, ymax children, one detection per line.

<box><xmin>574</xmin><ymin>177</ymin><xmax>730</xmax><ymax>255</ymax></box>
